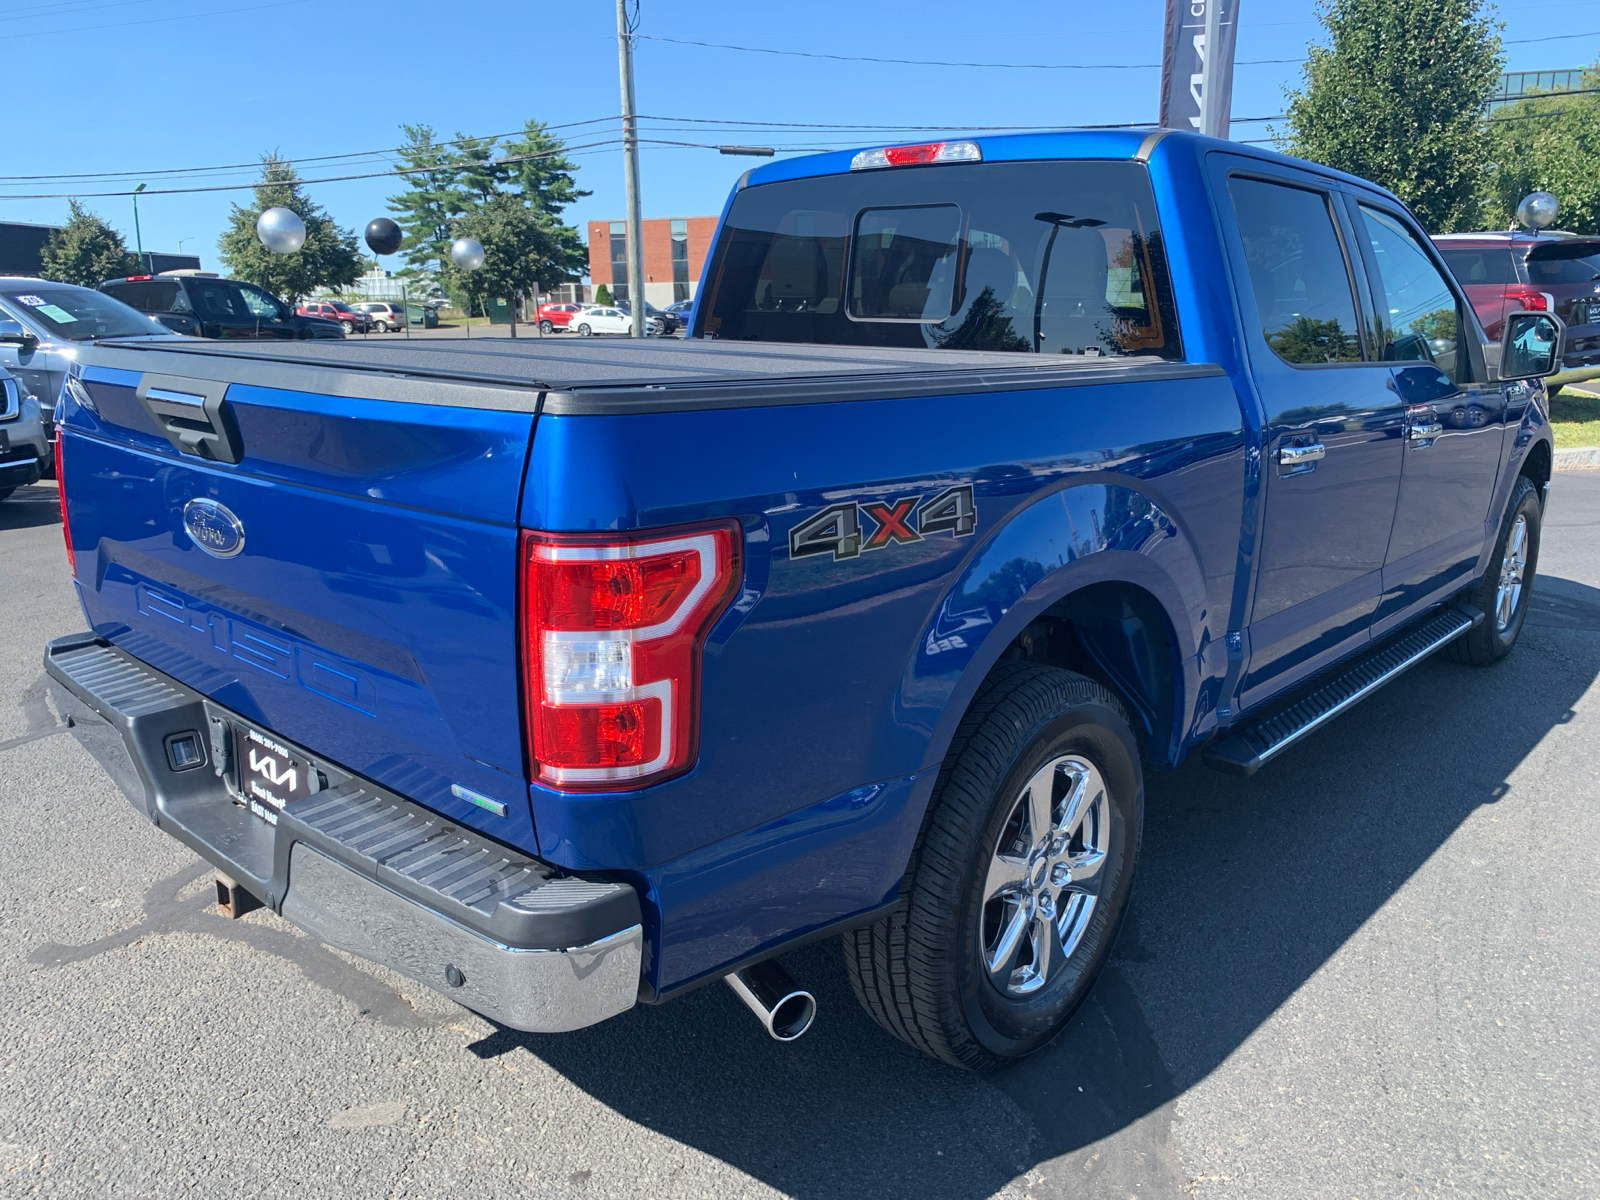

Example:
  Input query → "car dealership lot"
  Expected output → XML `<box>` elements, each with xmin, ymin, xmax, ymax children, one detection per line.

<box><xmin>1</xmin><ymin>475</ymin><xmax>1596</xmax><ymax>1199</ymax></box>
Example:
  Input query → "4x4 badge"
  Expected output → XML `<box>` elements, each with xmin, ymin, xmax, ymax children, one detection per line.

<box><xmin>790</xmin><ymin>485</ymin><xmax>976</xmax><ymax>562</ymax></box>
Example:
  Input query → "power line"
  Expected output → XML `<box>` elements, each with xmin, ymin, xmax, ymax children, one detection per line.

<box><xmin>635</xmin><ymin>34</ymin><xmax>1300</xmax><ymax>70</ymax></box>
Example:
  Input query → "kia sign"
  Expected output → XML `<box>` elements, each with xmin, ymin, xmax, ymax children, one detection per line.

<box><xmin>1160</xmin><ymin>0</ymin><xmax>1239</xmax><ymax>138</ymax></box>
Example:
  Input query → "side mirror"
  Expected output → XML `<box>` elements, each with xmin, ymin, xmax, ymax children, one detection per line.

<box><xmin>1500</xmin><ymin>311</ymin><xmax>1565</xmax><ymax>380</ymax></box>
<box><xmin>0</xmin><ymin>317</ymin><xmax>38</xmax><ymax>348</ymax></box>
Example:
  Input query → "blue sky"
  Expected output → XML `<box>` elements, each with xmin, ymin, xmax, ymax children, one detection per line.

<box><xmin>3</xmin><ymin>0</ymin><xmax>1594</xmax><ymax>271</ymax></box>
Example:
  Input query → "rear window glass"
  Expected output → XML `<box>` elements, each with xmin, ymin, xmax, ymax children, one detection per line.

<box><xmin>1439</xmin><ymin>247</ymin><xmax>1516</xmax><ymax>286</ymax></box>
<box><xmin>102</xmin><ymin>281</ymin><xmax>181</xmax><ymax>312</ymax></box>
<box><xmin>698</xmin><ymin>160</ymin><xmax>1181</xmax><ymax>358</ymax></box>
<box><xmin>1526</xmin><ymin>251</ymin><xmax>1600</xmax><ymax>285</ymax></box>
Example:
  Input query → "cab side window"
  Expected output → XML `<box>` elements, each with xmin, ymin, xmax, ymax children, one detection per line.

<box><xmin>1228</xmin><ymin>177</ymin><xmax>1364</xmax><ymax>365</ymax></box>
<box><xmin>1358</xmin><ymin>205</ymin><xmax>1465</xmax><ymax>384</ymax></box>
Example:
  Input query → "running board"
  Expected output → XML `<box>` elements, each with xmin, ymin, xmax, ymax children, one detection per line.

<box><xmin>1203</xmin><ymin>605</ymin><xmax>1484</xmax><ymax>776</ymax></box>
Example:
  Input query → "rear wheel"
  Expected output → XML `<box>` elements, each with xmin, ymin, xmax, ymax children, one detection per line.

<box><xmin>375</xmin><ymin>319</ymin><xmax>390</xmax><ymax>332</ymax></box>
<box><xmin>1448</xmin><ymin>474</ymin><xmax>1541</xmax><ymax>666</ymax></box>
<box><xmin>577</xmin><ymin>323</ymin><xmax>592</xmax><ymax>337</ymax></box>
<box><xmin>844</xmin><ymin>664</ymin><xmax>1143</xmax><ymax>1070</ymax></box>
<box><xmin>539</xmin><ymin>320</ymin><xmax>554</xmax><ymax>334</ymax></box>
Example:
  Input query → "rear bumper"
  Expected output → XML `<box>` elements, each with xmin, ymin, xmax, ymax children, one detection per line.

<box><xmin>43</xmin><ymin>633</ymin><xmax>643</xmax><ymax>1033</ymax></box>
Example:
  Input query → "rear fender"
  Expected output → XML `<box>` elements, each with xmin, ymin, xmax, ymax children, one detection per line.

<box><xmin>905</xmin><ymin>479</ymin><xmax>1202</xmax><ymax>773</ymax></box>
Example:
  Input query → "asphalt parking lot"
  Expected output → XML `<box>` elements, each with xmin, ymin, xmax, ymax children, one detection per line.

<box><xmin>2</xmin><ymin>472</ymin><xmax>1597</xmax><ymax>1199</ymax></box>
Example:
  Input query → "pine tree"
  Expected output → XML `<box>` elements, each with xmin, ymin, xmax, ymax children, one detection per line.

<box><xmin>216</xmin><ymin>154</ymin><xmax>364</xmax><ymax>303</ymax></box>
<box><xmin>1283</xmin><ymin>0</ymin><xmax>1503</xmax><ymax>232</ymax></box>
<box><xmin>38</xmin><ymin>201</ymin><xmax>138</xmax><ymax>288</ymax></box>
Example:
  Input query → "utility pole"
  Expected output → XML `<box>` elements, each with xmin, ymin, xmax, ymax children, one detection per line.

<box><xmin>615</xmin><ymin>0</ymin><xmax>645</xmax><ymax>338</ymax></box>
<box><xmin>132</xmin><ymin>183</ymin><xmax>147</xmax><ymax>273</ymax></box>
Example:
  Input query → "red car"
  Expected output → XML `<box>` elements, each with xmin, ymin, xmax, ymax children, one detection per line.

<box><xmin>537</xmin><ymin>303</ymin><xmax>583</xmax><ymax>333</ymax></box>
<box><xmin>296</xmin><ymin>300</ymin><xmax>369</xmax><ymax>335</ymax></box>
<box><xmin>1434</xmin><ymin>231</ymin><xmax>1600</xmax><ymax>369</ymax></box>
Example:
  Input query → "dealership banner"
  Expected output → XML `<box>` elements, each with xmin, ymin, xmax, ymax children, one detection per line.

<box><xmin>1160</xmin><ymin>0</ymin><xmax>1240</xmax><ymax>138</ymax></box>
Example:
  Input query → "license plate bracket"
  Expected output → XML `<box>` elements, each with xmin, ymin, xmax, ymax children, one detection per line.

<box><xmin>233</xmin><ymin>722</ymin><xmax>315</xmax><ymax>823</ymax></box>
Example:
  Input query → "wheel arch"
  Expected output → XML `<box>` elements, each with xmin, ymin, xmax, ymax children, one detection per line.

<box><xmin>909</xmin><ymin>480</ymin><xmax>1202</xmax><ymax>776</ymax></box>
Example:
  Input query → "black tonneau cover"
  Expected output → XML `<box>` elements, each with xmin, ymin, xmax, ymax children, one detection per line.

<box><xmin>78</xmin><ymin>336</ymin><xmax>1222</xmax><ymax>415</ymax></box>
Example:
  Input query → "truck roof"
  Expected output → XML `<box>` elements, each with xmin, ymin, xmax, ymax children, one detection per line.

<box><xmin>79</xmin><ymin>335</ymin><xmax>1220</xmax><ymax>416</ymax></box>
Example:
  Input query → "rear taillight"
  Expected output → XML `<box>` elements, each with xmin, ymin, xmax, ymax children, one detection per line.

<box><xmin>1505</xmin><ymin>288</ymin><xmax>1555</xmax><ymax>313</ymax></box>
<box><xmin>520</xmin><ymin>522</ymin><xmax>740</xmax><ymax>790</ymax></box>
<box><xmin>53</xmin><ymin>433</ymin><xmax>73</xmax><ymax>577</ymax></box>
<box><xmin>850</xmin><ymin>140</ymin><xmax>981</xmax><ymax>171</ymax></box>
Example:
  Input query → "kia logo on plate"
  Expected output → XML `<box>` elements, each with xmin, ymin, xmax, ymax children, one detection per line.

<box><xmin>182</xmin><ymin>498</ymin><xmax>245</xmax><ymax>559</ymax></box>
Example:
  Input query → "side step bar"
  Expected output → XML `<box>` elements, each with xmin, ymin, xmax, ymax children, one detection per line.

<box><xmin>1203</xmin><ymin>605</ymin><xmax>1484</xmax><ymax>776</ymax></box>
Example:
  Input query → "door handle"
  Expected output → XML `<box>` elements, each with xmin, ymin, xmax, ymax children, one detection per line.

<box><xmin>1408</xmin><ymin>420</ymin><xmax>1443</xmax><ymax>441</ymax></box>
<box><xmin>1278</xmin><ymin>443</ymin><xmax>1326</xmax><ymax>466</ymax></box>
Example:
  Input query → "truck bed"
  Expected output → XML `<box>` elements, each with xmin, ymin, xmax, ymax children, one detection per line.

<box><xmin>79</xmin><ymin>336</ymin><xmax>1220</xmax><ymax>415</ymax></box>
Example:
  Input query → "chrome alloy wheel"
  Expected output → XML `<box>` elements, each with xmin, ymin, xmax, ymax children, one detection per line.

<box><xmin>1496</xmin><ymin>513</ymin><xmax>1529</xmax><ymax>632</ymax></box>
<box><xmin>981</xmin><ymin>754</ymin><xmax>1110</xmax><ymax>997</ymax></box>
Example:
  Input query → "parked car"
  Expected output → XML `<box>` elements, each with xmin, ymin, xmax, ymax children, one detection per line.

<box><xmin>572</xmin><ymin>304</ymin><xmax>663</xmax><ymax>336</ymax></box>
<box><xmin>353</xmin><ymin>301</ymin><xmax>434</xmax><ymax>332</ymax></box>
<box><xmin>100</xmin><ymin>274</ymin><xmax>344</xmax><ymax>340</ymax></box>
<box><xmin>297</xmin><ymin>300</ymin><xmax>370</xmax><ymax>335</ymax></box>
<box><xmin>45</xmin><ymin>129</ymin><xmax>1564</xmax><ymax>1072</ymax></box>
<box><xmin>1</xmin><ymin>278</ymin><xmax>172</xmax><ymax>451</ymax></box>
<box><xmin>0</xmin><ymin>365</ymin><xmax>48</xmax><ymax>501</ymax></box>
<box><xmin>664</xmin><ymin>298</ymin><xmax>694</xmax><ymax>324</ymax></box>
<box><xmin>1434</xmin><ymin>231</ymin><xmax>1600</xmax><ymax>369</ymax></box>
<box><xmin>617</xmin><ymin>299</ymin><xmax>679</xmax><ymax>335</ymax></box>
<box><xmin>536</xmin><ymin>303</ymin><xmax>583</xmax><ymax>333</ymax></box>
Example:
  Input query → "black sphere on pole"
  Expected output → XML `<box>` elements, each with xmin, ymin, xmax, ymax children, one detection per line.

<box><xmin>364</xmin><ymin>218</ymin><xmax>403</xmax><ymax>257</ymax></box>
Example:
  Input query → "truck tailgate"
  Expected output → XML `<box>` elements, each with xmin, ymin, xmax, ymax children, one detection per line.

<box><xmin>62</xmin><ymin>362</ymin><xmax>538</xmax><ymax>845</ymax></box>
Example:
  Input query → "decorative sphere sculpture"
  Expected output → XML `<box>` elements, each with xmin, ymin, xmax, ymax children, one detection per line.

<box><xmin>256</xmin><ymin>207</ymin><xmax>307</xmax><ymax>254</ymax></box>
<box><xmin>364</xmin><ymin>217</ymin><xmax>403</xmax><ymax>257</ymax></box>
<box><xmin>1515</xmin><ymin>191</ymin><xmax>1559</xmax><ymax>231</ymax></box>
<box><xmin>450</xmin><ymin>236</ymin><xmax>485</xmax><ymax>271</ymax></box>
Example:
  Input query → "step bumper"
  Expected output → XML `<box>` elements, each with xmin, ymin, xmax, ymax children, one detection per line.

<box><xmin>43</xmin><ymin>632</ymin><xmax>643</xmax><ymax>1034</ymax></box>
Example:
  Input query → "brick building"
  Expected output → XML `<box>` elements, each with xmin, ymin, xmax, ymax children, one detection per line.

<box><xmin>586</xmin><ymin>216</ymin><xmax>718</xmax><ymax>308</ymax></box>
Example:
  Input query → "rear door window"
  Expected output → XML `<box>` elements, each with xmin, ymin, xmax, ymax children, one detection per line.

<box><xmin>1227</xmin><ymin>176</ymin><xmax>1363</xmax><ymax>365</ymax></box>
<box><xmin>699</xmin><ymin>160</ymin><xmax>1181</xmax><ymax>358</ymax></box>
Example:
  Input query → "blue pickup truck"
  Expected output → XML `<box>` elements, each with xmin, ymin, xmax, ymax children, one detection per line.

<box><xmin>44</xmin><ymin>130</ymin><xmax>1565</xmax><ymax>1069</ymax></box>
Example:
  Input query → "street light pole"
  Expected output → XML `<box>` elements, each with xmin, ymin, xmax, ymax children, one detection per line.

<box><xmin>615</xmin><ymin>0</ymin><xmax>646</xmax><ymax>338</ymax></box>
<box><xmin>132</xmin><ymin>183</ymin><xmax>147</xmax><ymax>273</ymax></box>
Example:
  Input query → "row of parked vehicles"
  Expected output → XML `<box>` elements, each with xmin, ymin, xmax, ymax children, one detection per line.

<box><xmin>535</xmin><ymin>299</ymin><xmax>689</xmax><ymax>336</ymax></box>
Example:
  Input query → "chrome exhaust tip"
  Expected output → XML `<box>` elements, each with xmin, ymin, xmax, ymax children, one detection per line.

<box><xmin>724</xmin><ymin>959</ymin><xmax>816</xmax><ymax>1041</ymax></box>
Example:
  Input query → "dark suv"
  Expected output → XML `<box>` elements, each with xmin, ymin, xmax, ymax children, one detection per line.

<box><xmin>1434</xmin><ymin>231</ymin><xmax>1600</xmax><ymax>369</ymax></box>
<box><xmin>100</xmin><ymin>274</ymin><xmax>344</xmax><ymax>340</ymax></box>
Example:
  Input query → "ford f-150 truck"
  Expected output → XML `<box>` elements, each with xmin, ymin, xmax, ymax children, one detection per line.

<box><xmin>43</xmin><ymin>130</ymin><xmax>1565</xmax><ymax>1070</ymax></box>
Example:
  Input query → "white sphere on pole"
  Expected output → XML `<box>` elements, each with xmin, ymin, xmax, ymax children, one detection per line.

<box><xmin>256</xmin><ymin>207</ymin><xmax>307</xmax><ymax>254</ymax></box>
<box><xmin>1515</xmin><ymin>192</ymin><xmax>1559</xmax><ymax>230</ymax></box>
<box><xmin>450</xmin><ymin>237</ymin><xmax>486</xmax><ymax>270</ymax></box>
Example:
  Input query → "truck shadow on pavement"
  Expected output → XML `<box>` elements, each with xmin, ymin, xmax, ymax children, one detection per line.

<box><xmin>465</xmin><ymin>577</ymin><xmax>1600</xmax><ymax>1200</ymax></box>
<box><xmin>0</xmin><ymin>484</ymin><xmax>63</xmax><ymax>532</ymax></box>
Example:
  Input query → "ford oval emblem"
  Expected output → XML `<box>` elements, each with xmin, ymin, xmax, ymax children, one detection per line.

<box><xmin>182</xmin><ymin>498</ymin><xmax>245</xmax><ymax>559</ymax></box>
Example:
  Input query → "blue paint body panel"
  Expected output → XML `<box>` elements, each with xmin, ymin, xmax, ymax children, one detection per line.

<box><xmin>57</xmin><ymin>129</ymin><xmax>1554</xmax><ymax>1001</ymax></box>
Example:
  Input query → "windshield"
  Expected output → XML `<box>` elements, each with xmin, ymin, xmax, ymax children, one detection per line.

<box><xmin>2</xmin><ymin>283</ymin><xmax>165</xmax><ymax>341</ymax></box>
<box><xmin>329</xmin><ymin>302</ymin><xmax>353</xmax><ymax>313</ymax></box>
<box><xmin>698</xmin><ymin>159</ymin><xmax>1180</xmax><ymax>357</ymax></box>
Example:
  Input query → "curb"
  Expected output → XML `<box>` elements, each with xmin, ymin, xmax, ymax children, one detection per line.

<box><xmin>1555</xmin><ymin>446</ymin><xmax>1600</xmax><ymax>470</ymax></box>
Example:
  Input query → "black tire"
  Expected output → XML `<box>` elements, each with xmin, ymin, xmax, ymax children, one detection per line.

<box><xmin>539</xmin><ymin>320</ymin><xmax>554</xmax><ymax>334</ymax></box>
<box><xmin>844</xmin><ymin>663</ymin><xmax>1143</xmax><ymax>1070</ymax></box>
<box><xmin>340</xmin><ymin>321</ymin><xmax>355</xmax><ymax>335</ymax></box>
<box><xmin>375</xmin><ymin>319</ymin><xmax>390</xmax><ymax>333</ymax></box>
<box><xmin>577</xmin><ymin>323</ymin><xmax>592</xmax><ymax>337</ymax></box>
<box><xmin>1447</xmin><ymin>475</ymin><xmax>1541</xmax><ymax>666</ymax></box>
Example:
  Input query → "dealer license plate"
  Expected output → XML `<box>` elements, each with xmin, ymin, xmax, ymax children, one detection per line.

<box><xmin>234</xmin><ymin>723</ymin><xmax>314</xmax><ymax>823</ymax></box>
<box><xmin>1583</xmin><ymin>300</ymin><xmax>1600</xmax><ymax>327</ymax></box>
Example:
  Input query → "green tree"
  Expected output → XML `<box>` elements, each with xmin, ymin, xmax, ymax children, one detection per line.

<box><xmin>216</xmin><ymin>154</ymin><xmax>364</xmax><ymax>303</ymax></box>
<box><xmin>386</xmin><ymin>118</ymin><xmax>589</xmax><ymax>293</ymax></box>
<box><xmin>1483</xmin><ymin>64</ymin><xmax>1600</xmax><ymax>234</ymax></box>
<box><xmin>440</xmin><ymin>194</ymin><xmax>586</xmax><ymax>323</ymax></box>
<box><xmin>1282</xmin><ymin>0</ymin><xmax>1502</xmax><ymax>232</ymax></box>
<box><xmin>593</xmin><ymin>282</ymin><xmax>613</xmax><ymax>305</ymax></box>
<box><xmin>38</xmin><ymin>200</ymin><xmax>137</xmax><ymax>287</ymax></box>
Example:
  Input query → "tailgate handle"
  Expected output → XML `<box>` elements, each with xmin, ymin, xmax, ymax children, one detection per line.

<box><xmin>135</xmin><ymin>373</ymin><xmax>243</xmax><ymax>464</ymax></box>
